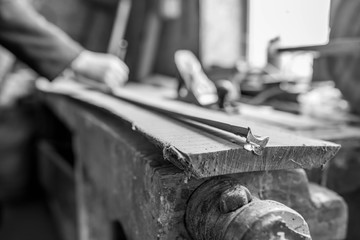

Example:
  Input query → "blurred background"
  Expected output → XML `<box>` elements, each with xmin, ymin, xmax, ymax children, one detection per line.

<box><xmin>2</xmin><ymin>0</ymin><xmax>360</xmax><ymax>239</ymax></box>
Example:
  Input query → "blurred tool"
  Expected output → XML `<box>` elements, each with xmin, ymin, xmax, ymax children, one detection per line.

<box><xmin>175</xmin><ymin>50</ymin><xmax>218</xmax><ymax>107</ymax></box>
<box><xmin>215</xmin><ymin>79</ymin><xmax>239</xmax><ymax>111</ymax></box>
<box><xmin>174</xmin><ymin>50</ymin><xmax>241</xmax><ymax>112</ymax></box>
<box><xmin>107</xmin><ymin>0</ymin><xmax>132</xmax><ymax>60</ymax></box>
<box><xmin>205</xmin><ymin>65</ymin><xmax>241</xmax><ymax>112</ymax></box>
<box><xmin>267</xmin><ymin>36</ymin><xmax>281</xmax><ymax>69</ymax></box>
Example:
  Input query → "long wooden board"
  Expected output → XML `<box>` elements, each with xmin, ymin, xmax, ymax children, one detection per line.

<box><xmin>38</xmin><ymin>80</ymin><xmax>340</xmax><ymax>178</ymax></box>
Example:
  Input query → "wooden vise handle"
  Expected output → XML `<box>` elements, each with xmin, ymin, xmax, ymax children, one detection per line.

<box><xmin>185</xmin><ymin>176</ymin><xmax>311</xmax><ymax>240</ymax></box>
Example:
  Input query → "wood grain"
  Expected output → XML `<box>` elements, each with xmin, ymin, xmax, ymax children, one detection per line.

<box><xmin>38</xmin><ymin>80</ymin><xmax>340</xmax><ymax>178</ymax></box>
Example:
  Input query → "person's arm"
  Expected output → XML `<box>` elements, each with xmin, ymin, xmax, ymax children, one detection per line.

<box><xmin>0</xmin><ymin>0</ymin><xmax>83</xmax><ymax>80</ymax></box>
<box><xmin>0</xmin><ymin>0</ymin><xmax>129</xmax><ymax>87</ymax></box>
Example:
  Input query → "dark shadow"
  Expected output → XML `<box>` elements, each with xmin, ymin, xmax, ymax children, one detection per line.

<box><xmin>112</xmin><ymin>221</ymin><xmax>127</xmax><ymax>240</ymax></box>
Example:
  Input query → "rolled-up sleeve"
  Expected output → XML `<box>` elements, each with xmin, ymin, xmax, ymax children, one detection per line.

<box><xmin>0</xmin><ymin>0</ymin><xmax>84</xmax><ymax>80</ymax></box>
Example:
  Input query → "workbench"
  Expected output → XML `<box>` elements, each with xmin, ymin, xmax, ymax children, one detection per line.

<box><xmin>36</xmin><ymin>79</ymin><xmax>347</xmax><ymax>240</ymax></box>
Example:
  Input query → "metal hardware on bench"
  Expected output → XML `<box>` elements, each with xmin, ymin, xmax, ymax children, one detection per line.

<box><xmin>186</xmin><ymin>176</ymin><xmax>311</xmax><ymax>240</ymax></box>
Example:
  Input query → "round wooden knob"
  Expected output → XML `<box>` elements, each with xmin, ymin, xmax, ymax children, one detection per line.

<box><xmin>219</xmin><ymin>184</ymin><xmax>252</xmax><ymax>213</ymax></box>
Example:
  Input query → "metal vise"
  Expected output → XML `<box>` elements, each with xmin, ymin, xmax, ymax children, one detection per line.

<box><xmin>186</xmin><ymin>176</ymin><xmax>311</xmax><ymax>240</ymax></box>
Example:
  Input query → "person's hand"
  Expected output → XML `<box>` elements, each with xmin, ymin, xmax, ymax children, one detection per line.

<box><xmin>71</xmin><ymin>50</ymin><xmax>129</xmax><ymax>88</ymax></box>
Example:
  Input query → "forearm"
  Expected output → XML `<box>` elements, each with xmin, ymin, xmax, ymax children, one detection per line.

<box><xmin>0</xmin><ymin>0</ymin><xmax>83</xmax><ymax>80</ymax></box>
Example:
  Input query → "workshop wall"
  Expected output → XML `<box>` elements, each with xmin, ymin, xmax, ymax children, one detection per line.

<box><xmin>153</xmin><ymin>0</ymin><xmax>200</xmax><ymax>76</ymax></box>
<box><xmin>152</xmin><ymin>0</ymin><xmax>247</xmax><ymax>77</ymax></box>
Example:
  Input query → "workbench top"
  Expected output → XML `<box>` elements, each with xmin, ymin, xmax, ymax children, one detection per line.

<box><xmin>38</xmin><ymin>79</ymin><xmax>340</xmax><ymax>178</ymax></box>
